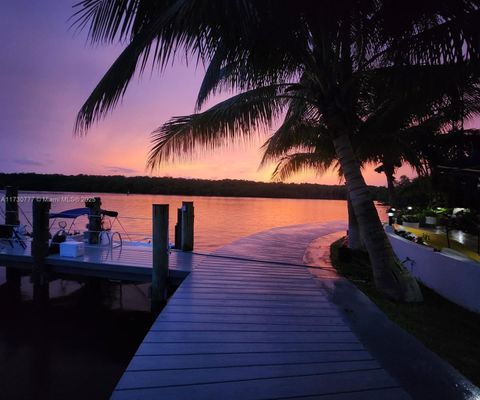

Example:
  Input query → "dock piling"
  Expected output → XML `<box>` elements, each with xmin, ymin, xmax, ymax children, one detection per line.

<box><xmin>174</xmin><ymin>207</ymin><xmax>182</xmax><ymax>249</ymax></box>
<box><xmin>31</xmin><ymin>198</ymin><xmax>51</xmax><ymax>306</ymax></box>
<box><xmin>86</xmin><ymin>197</ymin><xmax>102</xmax><ymax>244</ymax></box>
<box><xmin>180</xmin><ymin>201</ymin><xmax>194</xmax><ymax>251</ymax></box>
<box><xmin>151</xmin><ymin>204</ymin><xmax>169</xmax><ymax>313</ymax></box>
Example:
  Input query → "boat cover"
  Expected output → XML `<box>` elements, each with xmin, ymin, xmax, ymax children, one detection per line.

<box><xmin>49</xmin><ymin>208</ymin><xmax>90</xmax><ymax>219</ymax></box>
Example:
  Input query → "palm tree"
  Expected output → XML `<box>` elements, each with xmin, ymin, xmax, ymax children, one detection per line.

<box><xmin>360</xmin><ymin>63</ymin><xmax>480</xmax><ymax>206</ymax></box>
<box><xmin>261</xmin><ymin>65</ymin><xmax>480</xmax><ymax>251</ymax></box>
<box><xmin>73</xmin><ymin>1</ymin><xmax>480</xmax><ymax>301</ymax></box>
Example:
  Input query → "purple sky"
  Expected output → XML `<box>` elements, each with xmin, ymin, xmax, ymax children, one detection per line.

<box><xmin>0</xmin><ymin>0</ymin><xmax>417</xmax><ymax>185</ymax></box>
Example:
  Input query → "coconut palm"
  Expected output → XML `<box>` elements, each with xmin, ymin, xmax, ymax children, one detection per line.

<box><xmin>258</xmin><ymin>66</ymin><xmax>480</xmax><ymax>247</ymax></box>
<box><xmin>73</xmin><ymin>1</ymin><xmax>480</xmax><ymax>301</ymax></box>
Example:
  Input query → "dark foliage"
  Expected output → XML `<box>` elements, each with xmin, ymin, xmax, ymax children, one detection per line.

<box><xmin>0</xmin><ymin>173</ymin><xmax>388</xmax><ymax>201</ymax></box>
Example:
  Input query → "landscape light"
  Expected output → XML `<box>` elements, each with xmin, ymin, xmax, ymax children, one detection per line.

<box><xmin>407</xmin><ymin>206</ymin><xmax>413</xmax><ymax>210</ymax></box>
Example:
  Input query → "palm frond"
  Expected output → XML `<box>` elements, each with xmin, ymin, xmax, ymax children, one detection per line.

<box><xmin>195</xmin><ymin>42</ymin><xmax>230</xmax><ymax>111</ymax></box>
<box><xmin>372</xmin><ymin>2</ymin><xmax>480</xmax><ymax>66</ymax></box>
<box><xmin>71</xmin><ymin>0</ymin><xmax>144</xmax><ymax>43</ymax></box>
<box><xmin>148</xmin><ymin>84</ymin><xmax>290</xmax><ymax>168</ymax></box>
<box><xmin>74</xmin><ymin>0</ymin><xmax>203</xmax><ymax>134</ymax></box>
<box><xmin>271</xmin><ymin>152</ymin><xmax>337</xmax><ymax>181</ymax></box>
<box><xmin>260</xmin><ymin>101</ymin><xmax>324</xmax><ymax>166</ymax></box>
<box><xmin>74</xmin><ymin>29</ymin><xmax>152</xmax><ymax>135</ymax></box>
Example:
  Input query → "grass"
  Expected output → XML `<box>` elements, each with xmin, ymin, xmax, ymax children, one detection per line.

<box><xmin>330</xmin><ymin>239</ymin><xmax>480</xmax><ymax>387</ymax></box>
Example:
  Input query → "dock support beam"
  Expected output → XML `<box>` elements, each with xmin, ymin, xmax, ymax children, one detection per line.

<box><xmin>181</xmin><ymin>201</ymin><xmax>194</xmax><ymax>251</ymax></box>
<box><xmin>31</xmin><ymin>198</ymin><xmax>51</xmax><ymax>307</ymax></box>
<box><xmin>5</xmin><ymin>187</ymin><xmax>21</xmax><ymax>297</ymax></box>
<box><xmin>152</xmin><ymin>204</ymin><xmax>169</xmax><ymax>313</ymax></box>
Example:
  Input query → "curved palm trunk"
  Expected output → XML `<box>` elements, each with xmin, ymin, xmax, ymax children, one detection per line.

<box><xmin>386</xmin><ymin>173</ymin><xmax>396</xmax><ymax>207</ymax></box>
<box><xmin>383</xmin><ymin>163</ymin><xmax>397</xmax><ymax>207</ymax></box>
<box><xmin>333</xmin><ymin>133</ymin><xmax>422</xmax><ymax>302</ymax></box>
<box><xmin>347</xmin><ymin>193</ymin><xmax>363</xmax><ymax>250</ymax></box>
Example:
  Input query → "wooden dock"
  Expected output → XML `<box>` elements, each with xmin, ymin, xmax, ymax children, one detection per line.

<box><xmin>112</xmin><ymin>222</ymin><xmax>411</xmax><ymax>400</ymax></box>
<box><xmin>0</xmin><ymin>193</ymin><xmax>198</xmax><ymax>304</ymax></box>
<box><xmin>0</xmin><ymin>241</ymin><xmax>203</xmax><ymax>284</ymax></box>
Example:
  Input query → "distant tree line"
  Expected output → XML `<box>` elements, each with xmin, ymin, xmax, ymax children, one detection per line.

<box><xmin>0</xmin><ymin>173</ymin><xmax>388</xmax><ymax>201</ymax></box>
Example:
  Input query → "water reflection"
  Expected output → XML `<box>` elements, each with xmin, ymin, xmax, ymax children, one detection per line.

<box><xmin>10</xmin><ymin>192</ymin><xmax>387</xmax><ymax>251</ymax></box>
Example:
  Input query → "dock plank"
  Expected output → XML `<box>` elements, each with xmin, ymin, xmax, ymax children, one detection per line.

<box><xmin>127</xmin><ymin>351</ymin><xmax>375</xmax><ymax>370</ymax></box>
<box><xmin>144</xmin><ymin>330</ymin><xmax>358</xmax><ymax>344</ymax></box>
<box><xmin>148</xmin><ymin>321</ymin><xmax>350</xmax><ymax>332</ymax></box>
<box><xmin>116</xmin><ymin>361</ymin><xmax>381</xmax><ymax>389</ymax></box>
<box><xmin>155</xmin><ymin>312</ymin><xmax>346</xmax><ymax>325</ymax></box>
<box><xmin>112</xmin><ymin>369</ymin><xmax>399</xmax><ymax>400</ymax></box>
<box><xmin>135</xmin><ymin>342</ymin><xmax>366</xmax><ymax>355</ymax></box>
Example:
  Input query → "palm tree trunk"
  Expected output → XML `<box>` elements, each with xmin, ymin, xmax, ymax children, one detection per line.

<box><xmin>333</xmin><ymin>133</ymin><xmax>422</xmax><ymax>302</ymax></box>
<box><xmin>347</xmin><ymin>193</ymin><xmax>363</xmax><ymax>250</ymax></box>
<box><xmin>383</xmin><ymin>163</ymin><xmax>397</xmax><ymax>207</ymax></box>
<box><xmin>386</xmin><ymin>174</ymin><xmax>396</xmax><ymax>207</ymax></box>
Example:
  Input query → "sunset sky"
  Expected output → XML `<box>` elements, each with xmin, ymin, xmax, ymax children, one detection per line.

<box><xmin>0</xmin><ymin>0</ymin><xmax>417</xmax><ymax>186</ymax></box>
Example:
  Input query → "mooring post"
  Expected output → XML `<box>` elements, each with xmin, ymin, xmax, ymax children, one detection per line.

<box><xmin>152</xmin><ymin>204</ymin><xmax>169</xmax><ymax>313</ymax></box>
<box><xmin>181</xmin><ymin>201</ymin><xmax>194</xmax><ymax>251</ymax></box>
<box><xmin>31</xmin><ymin>198</ymin><xmax>51</xmax><ymax>306</ymax></box>
<box><xmin>86</xmin><ymin>197</ymin><xmax>102</xmax><ymax>244</ymax></box>
<box><xmin>4</xmin><ymin>187</ymin><xmax>21</xmax><ymax>298</ymax></box>
<box><xmin>174</xmin><ymin>207</ymin><xmax>182</xmax><ymax>249</ymax></box>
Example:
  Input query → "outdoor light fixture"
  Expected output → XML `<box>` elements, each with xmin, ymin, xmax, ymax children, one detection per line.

<box><xmin>387</xmin><ymin>209</ymin><xmax>395</xmax><ymax>226</ymax></box>
<box><xmin>407</xmin><ymin>206</ymin><xmax>413</xmax><ymax>210</ymax></box>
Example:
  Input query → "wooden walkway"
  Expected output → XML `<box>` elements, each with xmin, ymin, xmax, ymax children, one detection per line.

<box><xmin>112</xmin><ymin>222</ymin><xmax>411</xmax><ymax>400</ymax></box>
<box><xmin>0</xmin><ymin>241</ymin><xmax>202</xmax><ymax>283</ymax></box>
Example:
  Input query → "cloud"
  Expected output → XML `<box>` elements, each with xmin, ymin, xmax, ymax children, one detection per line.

<box><xmin>103</xmin><ymin>165</ymin><xmax>139</xmax><ymax>175</ymax></box>
<box><xmin>13</xmin><ymin>159</ymin><xmax>45</xmax><ymax>166</ymax></box>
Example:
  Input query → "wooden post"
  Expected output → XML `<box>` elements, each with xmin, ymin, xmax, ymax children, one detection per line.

<box><xmin>174</xmin><ymin>207</ymin><xmax>182</xmax><ymax>249</ymax></box>
<box><xmin>5</xmin><ymin>186</ymin><xmax>19</xmax><ymax>226</ymax></box>
<box><xmin>31</xmin><ymin>198</ymin><xmax>51</xmax><ymax>306</ymax></box>
<box><xmin>151</xmin><ymin>204</ymin><xmax>169</xmax><ymax>313</ymax></box>
<box><xmin>181</xmin><ymin>201</ymin><xmax>194</xmax><ymax>251</ymax></box>
<box><xmin>86</xmin><ymin>197</ymin><xmax>102</xmax><ymax>244</ymax></box>
<box><xmin>4</xmin><ymin>187</ymin><xmax>21</xmax><ymax>298</ymax></box>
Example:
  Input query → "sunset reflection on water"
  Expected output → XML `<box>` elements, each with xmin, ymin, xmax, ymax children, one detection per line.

<box><xmin>16</xmin><ymin>192</ymin><xmax>388</xmax><ymax>251</ymax></box>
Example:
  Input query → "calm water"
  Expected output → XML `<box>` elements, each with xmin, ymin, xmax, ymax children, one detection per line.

<box><xmin>8</xmin><ymin>191</ymin><xmax>388</xmax><ymax>251</ymax></box>
<box><xmin>0</xmin><ymin>191</ymin><xmax>387</xmax><ymax>400</ymax></box>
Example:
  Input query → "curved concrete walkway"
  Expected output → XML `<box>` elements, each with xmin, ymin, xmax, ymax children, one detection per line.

<box><xmin>111</xmin><ymin>222</ymin><xmax>478</xmax><ymax>399</ymax></box>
